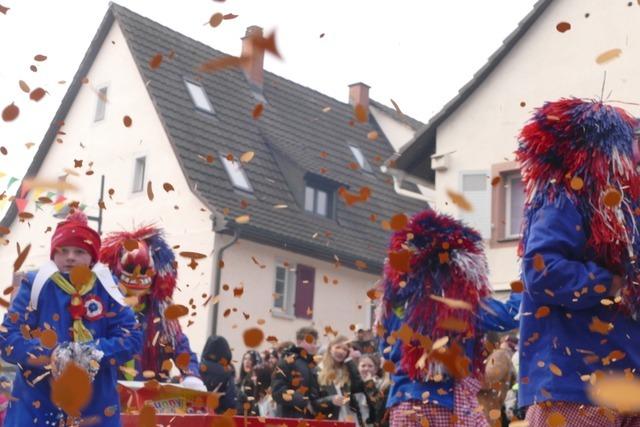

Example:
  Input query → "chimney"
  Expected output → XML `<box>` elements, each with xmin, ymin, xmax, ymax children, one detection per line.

<box><xmin>242</xmin><ymin>25</ymin><xmax>264</xmax><ymax>87</ymax></box>
<box><xmin>348</xmin><ymin>82</ymin><xmax>370</xmax><ymax>111</ymax></box>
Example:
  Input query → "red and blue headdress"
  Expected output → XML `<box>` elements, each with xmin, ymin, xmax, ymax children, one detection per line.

<box><xmin>382</xmin><ymin>209</ymin><xmax>492</xmax><ymax>380</ymax></box>
<box><xmin>99</xmin><ymin>226</ymin><xmax>184</xmax><ymax>373</ymax></box>
<box><xmin>517</xmin><ymin>98</ymin><xmax>640</xmax><ymax>315</ymax></box>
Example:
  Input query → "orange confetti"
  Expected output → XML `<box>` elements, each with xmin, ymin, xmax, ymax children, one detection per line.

<box><xmin>603</xmin><ymin>188</ymin><xmax>622</xmax><ymax>207</ymax></box>
<box><xmin>355</xmin><ymin>260</ymin><xmax>368</xmax><ymax>270</ymax></box>
<box><xmin>366</xmin><ymin>288</ymin><xmax>382</xmax><ymax>300</ymax></box>
<box><xmin>51</xmin><ymin>362</ymin><xmax>92</xmax><ymax>417</ymax></box>
<box><xmin>446</xmin><ymin>189</ymin><xmax>473</xmax><ymax>211</ymax></box>
<box><xmin>2</xmin><ymin>103</ymin><xmax>19</xmax><ymax>122</ymax></box>
<box><xmin>175</xmin><ymin>353</ymin><xmax>191</xmax><ymax>370</ymax></box>
<box><xmin>18</xmin><ymin>80</ymin><xmax>30</xmax><ymax>93</ymax></box>
<box><xmin>147</xmin><ymin>181</ymin><xmax>154</xmax><ymax>201</ymax></box>
<box><xmin>69</xmin><ymin>265</ymin><xmax>92</xmax><ymax>288</ymax></box>
<box><xmin>34</xmin><ymin>54</ymin><xmax>47</xmax><ymax>62</ymax></box>
<box><xmin>389</xmin><ymin>249</ymin><xmax>410</xmax><ymax>273</ymax></box>
<box><xmin>252</xmin><ymin>103</ymin><xmax>264</xmax><ymax>119</ymax></box>
<box><xmin>510</xmin><ymin>280</ymin><xmax>524</xmax><ymax>293</ymax></box>
<box><xmin>533</xmin><ymin>254</ymin><xmax>545</xmax><ymax>272</ymax></box>
<box><xmin>549</xmin><ymin>363</ymin><xmax>563</xmax><ymax>376</ymax></box>
<box><xmin>491</xmin><ymin>176</ymin><xmax>501</xmax><ymax>187</ymax></box>
<box><xmin>382</xmin><ymin>360</ymin><xmax>395</xmax><ymax>373</ymax></box>
<box><xmin>123</xmin><ymin>115</ymin><xmax>133</xmax><ymax>127</ymax></box>
<box><xmin>390</xmin><ymin>213</ymin><xmax>408</xmax><ymax>231</ymax></box>
<box><xmin>13</xmin><ymin>243</ymin><xmax>31</xmax><ymax>272</ymax></box>
<box><xmin>556</xmin><ymin>22</ymin><xmax>571</xmax><ymax>33</ymax></box>
<box><xmin>163</xmin><ymin>183</ymin><xmax>174</xmax><ymax>192</ymax></box>
<box><xmin>164</xmin><ymin>304</ymin><xmax>189</xmax><ymax>320</ymax></box>
<box><xmin>235</xmin><ymin>214</ymin><xmax>250</xmax><ymax>224</ymax></box>
<box><xmin>367</xmin><ymin>131</ymin><xmax>379</xmax><ymax>141</ymax></box>
<box><xmin>149</xmin><ymin>53</ymin><xmax>163</xmax><ymax>69</ymax></box>
<box><xmin>29</xmin><ymin>88</ymin><xmax>46</xmax><ymax>101</ymax></box>
<box><xmin>243</xmin><ymin>327</ymin><xmax>265</xmax><ymax>348</ymax></box>
<box><xmin>547</xmin><ymin>412</ymin><xmax>566</xmax><ymax>427</ymax></box>
<box><xmin>596</xmin><ymin>48</ymin><xmax>622</xmax><ymax>65</ymax></box>
<box><xmin>240</xmin><ymin>151</ymin><xmax>255</xmax><ymax>163</ymax></box>
<box><xmin>588</xmin><ymin>373</ymin><xmax>640</xmax><ymax>413</ymax></box>
<box><xmin>430</xmin><ymin>294</ymin><xmax>472</xmax><ymax>310</ymax></box>
<box><xmin>198</xmin><ymin>55</ymin><xmax>250</xmax><ymax>74</ymax></box>
<box><xmin>209</xmin><ymin>12</ymin><xmax>224</xmax><ymax>27</ymax></box>
<box><xmin>39</xmin><ymin>329</ymin><xmax>58</xmax><ymax>349</ymax></box>
<box><xmin>570</xmin><ymin>176</ymin><xmax>584</xmax><ymax>191</ymax></box>
<box><xmin>354</xmin><ymin>104</ymin><xmax>368</xmax><ymax>123</ymax></box>
<box><xmin>534</xmin><ymin>306</ymin><xmax>551</xmax><ymax>319</ymax></box>
<box><xmin>590</xmin><ymin>316</ymin><xmax>614</xmax><ymax>335</ymax></box>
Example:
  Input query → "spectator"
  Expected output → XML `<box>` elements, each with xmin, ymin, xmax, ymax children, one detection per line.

<box><xmin>316</xmin><ymin>336</ymin><xmax>367</xmax><ymax>425</ymax></box>
<box><xmin>271</xmin><ymin>327</ymin><xmax>321</xmax><ymax>419</ymax></box>
<box><xmin>262</xmin><ymin>348</ymin><xmax>279</xmax><ymax>369</ymax></box>
<box><xmin>357</xmin><ymin>354</ymin><xmax>389</xmax><ymax>427</ymax></box>
<box><xmin>351</xmin><ymin>325</ymin><xmax>378</xmax><ymax>356</ymax></box>
<box><xmin>200</xmin><ymin>336</ymin><xmax>237</xmax><ymax>414</ymax></box>
<box><xmin>237</xmin><ymin>350</ymin><xmax>262</xmax><ymax>414</ymax></box>
<box><xmin>254</xmin><ymin>363</ymin><xmax>277</xmax><ymax>417</ymax></box>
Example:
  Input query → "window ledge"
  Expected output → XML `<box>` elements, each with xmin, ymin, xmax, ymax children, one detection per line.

<box><xmin>271</xmin><ymin>310</ymin><xmax>295</xmax><ymax>321</ymax></box>
<box><xmin>498</xmin><ymin>236</ymin><xmax>520</xmax><ymax>243</ymax></box>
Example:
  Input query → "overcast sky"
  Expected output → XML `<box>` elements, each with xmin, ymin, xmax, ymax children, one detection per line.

<box><xmin>0</xmin><ymin>0</ymin><xmax>538</xmax><ymax>184</ymax></box>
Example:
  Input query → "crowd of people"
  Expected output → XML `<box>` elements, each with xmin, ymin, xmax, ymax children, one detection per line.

<box><xmin>198</xmin><ymin>325</ymin><xmax>522</xmax><ymax>427</ymax></box>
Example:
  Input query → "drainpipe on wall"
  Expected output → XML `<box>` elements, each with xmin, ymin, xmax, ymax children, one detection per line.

<box><xmin>210</xmin><ymin>212</ymin><xmax>240</xmax><ymax>337</ymax></box>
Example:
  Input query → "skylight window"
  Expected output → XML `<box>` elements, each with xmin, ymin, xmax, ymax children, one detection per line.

<box><xmin>349</xmin><ymin>145</ymin><xmax>373</xmax><ymax>173</ymax></box>
<box><xmin>221</xmin><ymin>155</ymin><xmax>252</xmax><ymax>192</ymax></box>
<box><xmin>185</xmin><ymin>80</ymin><xmax>215</xmax><ymax>113</ymax></box>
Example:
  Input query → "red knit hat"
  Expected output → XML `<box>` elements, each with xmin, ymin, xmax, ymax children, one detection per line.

<box><xmin>50</xmin><ymin>211</ymin><xmax>101</xmax><ymax>263</ymax></box>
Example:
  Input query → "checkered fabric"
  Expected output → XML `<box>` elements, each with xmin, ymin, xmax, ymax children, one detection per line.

<box><xmin>389</xmin><ymin>378</ymin><xmax>489</xmax><ymax>427</ymax></box>
<box><xmin>526</xmin><ymin>402</ymin><xmax>640</xmax><ymax>427</ymax></box>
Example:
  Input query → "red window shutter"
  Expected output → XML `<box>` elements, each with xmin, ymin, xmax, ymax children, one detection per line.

<box><xmin>294</xmin><ymin>264</ymin><xmax>315</xmax><ymax>319</ymax></box>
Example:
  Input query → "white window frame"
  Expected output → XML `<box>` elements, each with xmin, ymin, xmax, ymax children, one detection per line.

<box><xmin>220</xmin><ymin>155</ymin><xmax>253</xmax><ymax>192</ymax></box>
<box><xmin>349</xmin><ymin>145</ymin><xmax>373</xmax><ymax>173</ymax></box>
<box><xmin>273</xmin><ymin>263</ymin><xmax>296</xmax><ymax>316</ymax></box>
<box><xmin>504</xmin><ymin>172</ymin><xmax>524</xmax><ymax>239</ymax></box>
<box><xmin>185</xmin><ymin>80</ymin><xmax>215</xmax><ymax>113</ymax></box>
<box><xmin>132</xmin><ymin>156</ymin><xmax>146</xmax><ymax>193</ymax></box>
<box><xmin>94</xmin><ymin>85</ymin><xmax>108</xmax><ymax>122</ymax></box>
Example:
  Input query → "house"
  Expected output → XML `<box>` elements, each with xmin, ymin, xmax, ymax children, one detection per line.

<box><xmin>0</xmin><ymin>3</ymin><xmax>427</xmax><ymax>360</ymax></box>
<box><xmin>387</xmin><ymin>0</ymin><xmax>640</xmax><ymax>293</ymax></box>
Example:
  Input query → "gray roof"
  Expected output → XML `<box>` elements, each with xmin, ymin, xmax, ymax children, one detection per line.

<box><xmin>1</xmin><ymin>3</ymin><xmax>427</xmax><ymax>274</ymax></box>
<box><xmin>391</xmin><ymin>0</ymin><xmax>554</xmax><ymax>184</ymax></box>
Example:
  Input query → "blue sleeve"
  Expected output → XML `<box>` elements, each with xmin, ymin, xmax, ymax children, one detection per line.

<box><xmin>0</xmin><ymin>273</ymin><xmax>52</xmax><ymax>367</ymax></box>
<box><xmin>94</xmin><ymin>300</ymin><xmax>142</xmax><ymax>366</ymax></box>
<box><xmin>522</xmin><ymin>197</ymin><xmax>614</xmax><ymax>309</ymax></box>
<box><xmin>174</xmin><ymin>331</ymin><xmax>200</xmax><ymax>378</ymax></box>
<box><xmin>478</xmin><ymin>293</ymin><xmax>521</xmax><ymax>332</ymax></box>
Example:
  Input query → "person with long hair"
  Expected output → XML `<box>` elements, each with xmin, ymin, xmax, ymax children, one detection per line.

<box><xmin>237</xmin><ymin>350</ymin><xmax>262</xmax><ymax>415</ymax></box>
<box><xmin>316</xmin><ymin>336</ymin><xmax>368</xmax><ymax>425</ymax></box>
<box><xmin>357</xmin><ymin>354</ymin><xmax>390</xmax><ymax>426</ymax></box>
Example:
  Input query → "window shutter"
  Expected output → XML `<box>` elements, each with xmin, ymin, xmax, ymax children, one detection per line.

<box><xmin>294</xmin><ymin>264</ymin><xmax>315</xmax><ymax>319</ymax></box>
<box><xmin>460</xmin><ymin>172</ymin><xmax>491</xmax><ymax>238</ymax></box>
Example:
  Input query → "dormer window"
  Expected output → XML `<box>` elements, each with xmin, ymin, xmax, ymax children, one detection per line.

<box><xmin>221</xmin><ymin>155</ymin><xmax>252</xmax><ymax>192</ymax></box>
<box><xmin>349</xmin><ymin>145</ymin><xmax>373</xmax><ymax>173</ymax></box>
<box><xmin>185</xmin><ymin>80</ymin><xmax>215</xmax><ymax>113</ymax></box>
<box><xmin>304</xmin><ymin>180</ymin><xmax>334</xmax><ymax>218</ymax></box>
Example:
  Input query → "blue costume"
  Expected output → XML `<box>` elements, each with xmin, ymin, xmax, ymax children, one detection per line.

<box><xmin>0</xmin><ymin>263</ymin><xmax>142</xmax><ymax>426</ymax></box>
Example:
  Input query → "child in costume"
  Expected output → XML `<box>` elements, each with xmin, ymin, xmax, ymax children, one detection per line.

<box><xmin>99</xmin><ymin>226</ymin><xmax>205</xmax><ymax>391</ymax></box>
<box><xmin>517</xmin><ymin>99</ymin><xmax>640</xmax><ymax>425</ymax></box>
<box><xmin>0</xmin><ymin>211</ymin><xmax>142</xmax><ymax>426</ymax></box>
<box><xmin>379</xmin><ymin>209</ymin><xmax>520</xmax><ymax>427</ymax></box>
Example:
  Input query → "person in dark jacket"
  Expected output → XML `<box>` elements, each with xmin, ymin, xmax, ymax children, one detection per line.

<box><xmin>237</xmin><ymin>350</ymin><xmax>262</xmax><ymax>415</ymax></box>
<box><xmin>200</xmin><ymin>336</ymin><xmax>237</xmax><ymax>414</ymax></box>
<box><xmin>516</xmin><ymin>99</ymin><xmax>640</xmax><ymax>425</ymax></box>
<box><xmin>271</xmin><ymin>326</ymin><xmax>321</xmax><ymax>419</ymax></box>
<box><xmin>316</xmin><ymin>335</ymin><xmax>368</xmax><ymax>425</ymax></box>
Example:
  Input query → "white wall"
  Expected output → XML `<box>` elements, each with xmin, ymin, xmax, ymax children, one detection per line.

<box><xmin>431</xmin><ymin>0</ymin><xmax>640</xmax><ymax>291</ymax></box>
<box><xmin>0</xmin><ymin>21</ymin><xmax>216</xmax><ymax>356</ymax></box>
<box><xmin>216</xmin><ymin>237</ymin><xmax>379</xmax><ymax>363</ymax></box>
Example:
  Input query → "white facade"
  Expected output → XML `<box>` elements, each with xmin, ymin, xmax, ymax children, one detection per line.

<box><xmin>428</xmin><ymin>0</ymin><xmax>640</xmax><ymax>291</ymax></box>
